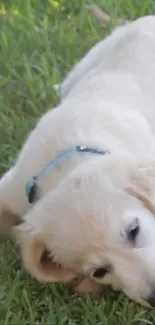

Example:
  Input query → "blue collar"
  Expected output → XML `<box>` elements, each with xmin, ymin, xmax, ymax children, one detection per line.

<box><xmin>25</xmin><ymin>145</ymin><xmax>109</xmax><ymax>203</ymax></box>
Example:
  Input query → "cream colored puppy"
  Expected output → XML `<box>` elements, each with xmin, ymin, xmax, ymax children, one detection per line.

<box><xmin>1</xmin><ymin>16</ymin><xmax>155</xmax><ymax>306</ymax></box>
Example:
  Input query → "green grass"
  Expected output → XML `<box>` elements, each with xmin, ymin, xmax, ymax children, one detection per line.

<box><xmin>1</xmin><ymin>0</ymin><xmax>155</xmax><ymax>323</ymax></box>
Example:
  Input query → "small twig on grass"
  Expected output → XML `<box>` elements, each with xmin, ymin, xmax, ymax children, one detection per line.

<box><xmin>87</xmin><ymin>4</ymin><xmax>128</xmax><ymax>25</ymax></box>
<box><xmin>87</xmin><ymin>4</ymin><xmax>111</xmax><ymax>24</ymax></box>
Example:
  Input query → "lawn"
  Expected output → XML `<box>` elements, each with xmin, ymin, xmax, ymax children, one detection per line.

<box><xmin>1</xmin><ymin>0</ymin><xmax>155</xmax><ymax>324</ymax></box>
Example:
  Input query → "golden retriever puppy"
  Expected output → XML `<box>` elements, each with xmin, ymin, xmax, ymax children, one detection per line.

<box><xmin>1</xmin><ymin>16</ymin><xmax>155</xmax><ymax>306</ymax></box>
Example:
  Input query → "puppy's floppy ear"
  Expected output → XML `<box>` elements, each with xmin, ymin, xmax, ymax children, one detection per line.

<box><xmin>125</xmin><ymin>161</ymin><xmax>155</xmax><ymax>214</ymax></box>
<box><xmin>13</xmin><ymin>222</ymin><xmax>77</xmax><ymax>283</ymax></box>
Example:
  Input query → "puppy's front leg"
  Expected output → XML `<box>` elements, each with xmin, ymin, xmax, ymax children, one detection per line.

<box><xmin>0</xmin><ymin>167</ymin><xmax>21</xmax><ymax>230</ymax></box>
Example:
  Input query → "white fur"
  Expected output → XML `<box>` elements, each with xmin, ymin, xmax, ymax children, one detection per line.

<box><xmin>1</xmin><ymin>16</ymin><xmax>155</xmax><ymax>306</ymax></box>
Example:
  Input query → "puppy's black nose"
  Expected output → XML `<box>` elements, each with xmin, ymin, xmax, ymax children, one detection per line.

<box><xmin>147</xmin><ymin>291</ymin><xmax>155</xmax><ymax>307</ymax></box>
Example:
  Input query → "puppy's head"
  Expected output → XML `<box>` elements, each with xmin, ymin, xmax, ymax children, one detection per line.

<box><xmin>16</xmin><ymin>156</ymin><xmax>155</xmax><ymax>306</ymax></box>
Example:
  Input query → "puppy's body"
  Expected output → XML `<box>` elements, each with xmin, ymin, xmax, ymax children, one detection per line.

<box><xmin>2</xmin><ymin>16</ymin><xmax>155</xmax><ymax>216</ymax></box>
<box><xmin>1</xmin><ymin>16</ymin><xmax>155</xmax><ymax>305</ymax></box>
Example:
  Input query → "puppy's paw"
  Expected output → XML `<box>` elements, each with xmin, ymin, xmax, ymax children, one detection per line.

<box><xmin>0</xmin><ymin>168</ymin><xmax>21</xmax><ymax>232</ymax></box>
<box><xmin>0</xmin><ymin>206</ymin><xmax>20</xmax><ymax>231</ymax></box>
<box><xmin>111</xmin><ymin>280</ymin><xmax>122</xmax><ymax>292</ymax></box>
<box><xmin>73</xmin><ymin>277</ymin><xmax>103</xmax><ymax>298</ymax></box>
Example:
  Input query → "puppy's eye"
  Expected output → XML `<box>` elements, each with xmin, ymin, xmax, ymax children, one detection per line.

<box><xmin>127</xmin><ymin>217</ymin><xmax>140</xmax><ymax>242</ymax></box>
<box><xmin>92</xmin><ymin>267</ymin><xmax>108</xmax><ymax>278</ymax></box>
